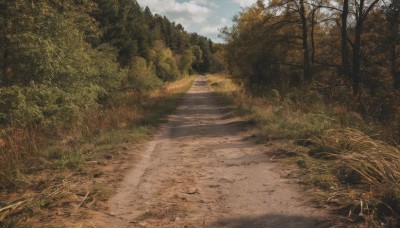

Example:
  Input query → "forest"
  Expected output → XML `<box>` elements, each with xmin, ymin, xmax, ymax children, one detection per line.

<box><xmin>0</xmin><ymin>0</ymin><xmax>222</xmax><ymax>128</ymax></box>
<box><xmin>0</xmin><ymin>1</ymin><xmax>224</xmax><ymax>225</ymax></box>
<box><xmin>0</xmin><ymin>0</ymin><xmax>222</xmax><ymax>182</ymax></box>
<box><xmin>217</xmin><ymin>0</ymin><xmax>400</xmax><ymax>225</ymax></box>
<box><xmin>221</xmin><ymin>0</ymin><xmax>400</xmax><ymax>129</ymax></box>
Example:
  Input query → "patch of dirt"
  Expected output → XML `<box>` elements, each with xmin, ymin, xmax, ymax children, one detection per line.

<box><xmin>84</xmin><ymin>76</ymin><xmax>334</xmax><ymax>227</ymax></box>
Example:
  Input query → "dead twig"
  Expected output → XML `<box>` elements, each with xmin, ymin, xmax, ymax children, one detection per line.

<box><xmin>76</xmin><ymin>191</ymin><xmax>90</xmax><ymax>210</ymax></box>
<box><xmin>0</xmin><ymin>200</ymin><xmax>30</xmax><ymax>221</ymax></box>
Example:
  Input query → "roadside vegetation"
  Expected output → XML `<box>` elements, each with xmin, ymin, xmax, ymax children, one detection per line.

<box><xmin>208</xmin><ymin>74</ymin><xmax>400</xmax><ymax>227</ymax></box>
<box><xmin>217</xmin><ymin>0</ymin><xmax>400</xmax><ymax>226</ymax></box>
<box><xmin>0</xmin><ymin>76</ymin><xmax>194</xmax><ymax>227</ymax></box>
<box><xmin>0</xmin><ymin>0</ymin><xmax>223</xmax><ymax>226</ymax></box>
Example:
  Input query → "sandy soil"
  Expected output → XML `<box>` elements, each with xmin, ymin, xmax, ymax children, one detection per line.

<box><xmin>88</xmin><ymin>76</ymin><xmax>332</xmax><ymax>228</ymax></box>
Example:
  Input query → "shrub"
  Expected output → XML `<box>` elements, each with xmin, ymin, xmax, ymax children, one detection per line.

<box><xmin>126</xmin><ymin>57</ymin><xmax>163</xmax><ymax>94</ymax></box>
<box><xmin>152</xmin><ymin>41</ymin><xmax>181</xmax><ymax>82</ymax></box>
<box><xmin>0</xmin><ymin>84</ymin><xmax>79</xmax><ymax>127</ymax></box>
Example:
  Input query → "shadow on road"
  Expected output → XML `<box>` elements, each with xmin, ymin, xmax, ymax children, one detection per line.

<box><xmin>168</xmin><ymin>120</ymin><xmax>250</xmax><ymax>139</ymax></box>
<box><xmin>212</xmin><ymin>213</ymin><xmax>331</xmax><ymax>228</ymax></box>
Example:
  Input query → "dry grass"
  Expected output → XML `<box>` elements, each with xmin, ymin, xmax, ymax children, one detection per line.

<box><xmin>0</xmin><ymin>76</ymin><xmax>195</xmax><ymax>226</ymax></box>
<box><xmin>0</xmin><ymin>127</ymin><xmax>45</xmax><ymax>189</ymax></box>
<box><xmin>316</xmin><ymin>129</ymin><xmax>400</xmax><ymax>185</ymax></box>
<box><xmin>0</xmin><ymin>175</ymin><xmax>80</xmax><ymax>226</ymax></box>
<box><xmin>207</xmin><ymin>74</ymin><xmax>338</xmax><ymax>139</ymax></box>
<box><xmin>207</xmin><ymin>73</ymin><xmax>400</xmax><ymax>226</ymax></box>
<box><xmin>308</xmin><ymin>129</ymin><xmax>400</xmax><ymax>224</ymax></box>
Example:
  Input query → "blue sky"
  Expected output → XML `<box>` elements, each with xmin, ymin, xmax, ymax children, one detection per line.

<box><xmin>137</xmin><ymin>0</ymin><xmax>257</xmax><ymax>43</ymax></box>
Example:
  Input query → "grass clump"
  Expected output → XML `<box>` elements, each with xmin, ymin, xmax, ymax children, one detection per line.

<box><xmin>313</xmin><ymin>129</ymin><xmax>400</xmax><ymax>221</ymax></box>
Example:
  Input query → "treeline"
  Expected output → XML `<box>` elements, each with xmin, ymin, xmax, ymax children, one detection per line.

<box><xmin>0</xmin><ymin>0</ymin><xmax>223</xmax><ymax>128</ymax></box>
<box><xmin>221</xmin><ymin>0</ymin><xmax>400</xmax><ymax>129</ymax></box>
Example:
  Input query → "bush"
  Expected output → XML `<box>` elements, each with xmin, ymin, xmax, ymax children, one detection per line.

<box><xmin>151</xmin><ymin>41</ymin><xmax>181</xmax><ymax>82</ymax></box>
<box><xmin>0</xmin><ymin>84</ymin><xmax>80</xmax><ymax>127</ymax></box>
<box><xmin>126</xmin><ymin>57</ymin><xmax>163</xmax><ymax>94</ymax></box>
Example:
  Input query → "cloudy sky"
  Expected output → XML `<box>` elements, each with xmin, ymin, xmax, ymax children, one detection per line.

<box><xmin>137</xmin><ymin>0</ymin><xmax>256</xmax><ymax>43</ymax></box>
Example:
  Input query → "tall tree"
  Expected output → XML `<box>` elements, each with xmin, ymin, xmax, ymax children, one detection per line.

<box><xmin>341</xmin><ymin>0</ymin><xmax>351</xmax><ymax>80</ymax></box>
<box><xmin>352</xmin><ymin>0</ymin><xmax>381</xmax><ymax>95</ymax></box>
<box><xmin>385</xmin><ymin>0</ymin><xmax>400</xmax><ymax>89</ymax></box>
<box><xmin>299</xmin><ymin>0</ymin><xmax>312</xmax><ymax>83</ymax></box>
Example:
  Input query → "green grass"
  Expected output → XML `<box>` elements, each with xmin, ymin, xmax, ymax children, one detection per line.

<box><xmin>207</xmin><ymin>74</ymin><xmax>337</xmax><ymax>139</ymax></box>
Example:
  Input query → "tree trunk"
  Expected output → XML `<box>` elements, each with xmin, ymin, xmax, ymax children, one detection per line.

<box><xmin>299</xmin><ymin>0</ymin><xmax>311</xmax><ymax>83</ymax></box>
<box><xmin>353</xmin><ymin>18</ymin><xmax>362</xmax><ymax>95</ymax></box>
<box><xmin>311</xmin><ymin>9</ymin><xmax>316</xmax><ymax>67</ymax></box>
<box><xmin>389</xmin><ymin>21</ymin><xmax>400</xmax><ymax>89</ymax></box>
<box><xmin>0</xmin><ymin>43</ymin><xmax>11</xmax><ymax>86</ymax></box>
<box><xmin>391</xmin><ymin>44</ymin><xmax>400</xmax><ymax>89</ymax></box>
<box><xmin>352</xmin><ymin>0</ymin><xmax>380</xmax><ymax>95</ymax></box>
<box><xmin>341</xmin><ymin>0</ymin><xmax>351</xmax><ymax>79</ymax></box>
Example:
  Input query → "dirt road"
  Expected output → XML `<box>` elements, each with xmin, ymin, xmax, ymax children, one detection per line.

<box><xmin>90</xmin><ymin>76</ymin><xmax>331</xmax><ymax>228</ymax></box>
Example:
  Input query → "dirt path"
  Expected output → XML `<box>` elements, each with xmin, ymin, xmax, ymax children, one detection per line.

<box><xmin>89</xmin><ymin>76</ymin><xmax>331</xmax><ymax>228</ymax></box>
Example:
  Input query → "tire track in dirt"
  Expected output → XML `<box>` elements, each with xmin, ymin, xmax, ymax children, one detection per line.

<box><xmin>89</xmin><ymin>76</ymin><xmax>332</xmax><ymax>228</ymax></box>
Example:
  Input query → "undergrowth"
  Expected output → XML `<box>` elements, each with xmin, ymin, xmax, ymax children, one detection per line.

<box><xmin>208</xmin><ymin>73</ymin><xmax>400</xmax><ymax>227</ymax></box>
<box><xmin>0</xmin><ymin>76</ymin><xmax>194</xmax><ymax>226</ymax></box>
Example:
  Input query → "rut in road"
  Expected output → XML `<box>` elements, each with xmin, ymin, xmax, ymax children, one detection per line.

<box><xmin>90</xmin><ymin>76</ymin><xmax>331</xmax><ymax>228</ymax></box>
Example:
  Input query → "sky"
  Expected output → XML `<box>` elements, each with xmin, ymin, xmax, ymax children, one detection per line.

<box><xmin>137</xmin><ymin>0</ymin><xmax>257</xmax><ymax>43</ymax></box>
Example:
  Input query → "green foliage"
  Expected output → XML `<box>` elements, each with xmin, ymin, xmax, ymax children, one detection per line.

<box><xmin>1</xmin><ymin>0</ymin><xmax>98</xmax><ymax>86</ymax></box>
<box><xmin>177</xmin><ymin>48</ymin><xmax>194</xmax><ymax>76</ymax></box>
<box><xmin>221</xmin><ymin>3</ymin><xmax>300</xmax><ymax>94</ymax></box>
<box><xmin>92</xmin><ymin>44</ymin><xmax>126</xmax><ymax>93</ymax></box>
<box><xmin>0</xmin><ymin>0</ymin><xmax>217</xmax><ymax>204</ymax></box>
<box><xmin>50</xmin><ymin>148</ymin><xmax>85</xmax><ymax>170</ymax></box>
<box><xmin>191</xmin><ymin>45</ymin><xmax>203</xmax><ymax>69</ymax></box>
<box><xmin>0</xmin><ymin>0</ymin><xmax>217</xmax><ymax>129</ymax></box>
<box><xmin>190</xmin><ymin>34</ymin><xmax>216</xmax><ymax>73</ymax></box>
<box><xmin>152</xmin><ymin>41</ymin><xmax>181</xmax><ymax>81</ymax></box>
<box><xmin>0</xmin><ymin>85</ymin><xmax>79</xmax><ymax>127</ymax></box>
<box><xmin>95</xmin><ymin>0</ymin><xmax>151</xmax><ymax>66</ymax></box>
<box><xmin>127</xmin><ymin>57</ymin><xmax>162</xmax><ymax>93</ymax></box>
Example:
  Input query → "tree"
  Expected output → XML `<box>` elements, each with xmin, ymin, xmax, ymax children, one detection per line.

<box><xmin>177</xmin><ymin>48</ymin><xmax>194</xmax><ymax>76</ymax></box>
<box><xmin>126</xmin><ymin>56</ymin><xmax>162</xmax><ymax>94</ymax></box>
<box><xmin>385</xmin><ymin>0</ymin><xmax>400</xmax><ymax>89</ymax></box>
<box><xmin>341</xmin><ymin>0</ymin><xmax>351</xmax><ymax>79</ymax></box>
<box><xmin>94</xmin><ymin>0</ymin><xmax>151</xmax><ymax>66</ymax></box>
<box><xmin>352</xmin><ymin>0</ymin><xmax>381</xmax><ymax>95</ymax></box>
<box><xmin>299</xmin><ymin>0</ymin><xmax>312</xmax><ymax>82</ymax></box>
<box><xmin>151</xmin><ymin>41</ymin><xmax>181</xmax><ymax>81</ymax></box>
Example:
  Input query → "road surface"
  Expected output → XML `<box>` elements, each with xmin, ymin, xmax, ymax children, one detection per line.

<box><xmin>90</xmin><ymin>76</ymin><xmax>330</xmax><ymax>228</ymax></box>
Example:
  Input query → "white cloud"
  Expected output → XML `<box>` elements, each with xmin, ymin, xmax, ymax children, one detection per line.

<box><xmin>137</xmin><ymin>0</ymin><xmax>242</xmax><ymax>42</ymax></box>
<box><xmin>231</xmin><ymin>0</ymin><xmax>256</xmax><ymax>7</ymax></box>
<box><xmin>138</xmin><ymin>0</ymin><xmax>213</xmax><ymax>28</ymax></box>
<box><xmin>189</xmin><ymin>0</ymin><xmax>219</xmax><ymax>9</ymax></box>
<box><xmin>200</xmin><ymin>18</ymin><xmax>228</xmax><ymax>36</ymax></box>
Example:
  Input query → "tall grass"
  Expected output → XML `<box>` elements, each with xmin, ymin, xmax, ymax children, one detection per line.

<box><xmin>313</xmin><ymin>129</ymin><xmax>400</xmax><ymax>223</ymax></box>
<box><xmin>208</xmin><ymin>74</ymin><xmax>400</xmax><ymax>225</ymax></box>
<box><xmin>316</xmin><ymin>129</ymin><xmax>400</xmax><ymax>186</ymax></box>
<box><xmin>0</xmin><ymin>76</ymin><xmax>195</xmax><ymax>189</ymax></box>
<box><xmin>207</xmin><ymin>74</ymin><xmax>339</xmax><ymax>139</ymax></box>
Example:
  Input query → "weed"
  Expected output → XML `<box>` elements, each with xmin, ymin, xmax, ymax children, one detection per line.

<box><xmin>53</xmin><ymin>150</ymin><xmax>85</xmax><ymax>170</ymax></box>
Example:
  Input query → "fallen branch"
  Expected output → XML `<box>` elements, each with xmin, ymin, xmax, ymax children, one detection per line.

<box><xmin>0</xmin><ymin>200</ymin><xmax>28</xmax><ymax>213</ymax></box>
<box><xmin>76</xmin><ymin>191</ymin><xmax>90</xmax><ymax>210</ymax></box>
<box><xmin>0</xmin><ymin>200</ymin><xmax>29</xmax><ymax>222</ymax></box>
